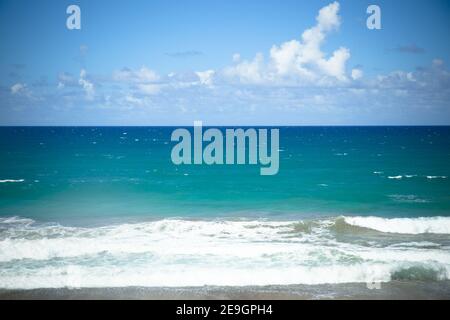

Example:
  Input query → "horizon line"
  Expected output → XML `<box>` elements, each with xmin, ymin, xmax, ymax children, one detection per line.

<box><xmin>1</xmin><ymin>124</ymin><xmax>450</xmax><ymax>128</ymax></box>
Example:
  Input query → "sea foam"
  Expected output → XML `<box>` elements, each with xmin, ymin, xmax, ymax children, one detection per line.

<box><xmin>0</xmin><ymin>179</ymin><xmax>24</xmax><ymax>183</ymax></box>
<box><xmin>0</xmin><ymin>216</ymin><xmax>449</xmax><ymax>289</ymax></box>
<box><xmin>343</xmin><ymin>216</ymin><xmax>450</xmax><ymax>234</ymax></box>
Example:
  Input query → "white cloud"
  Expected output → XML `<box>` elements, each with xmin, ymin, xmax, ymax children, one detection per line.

<box><xmin>232</xmin><ymin>53</ymin><xmax>241</xmax><ymax>63</ymax></box>
<box><xmin>124</xmin><ymin>95</ymin><xmax>143</xmax><ymax>106</ymax></box>
<box><xmin>10</xmin><ymin>83</ymin><xmax>27</xmax><ymax>95</ymax></box>
<box><xmin>317</xmin><ymin>47</ymin><xmax>350</xmax><ymax>80</ymax></box>
<box><xmin>195</xmin><ymin>70</ymin><xmax>215</xmax><ymax>86</ymax></box>
<box><xmin>373</xmin><ymin>59</ymin><xmax>449</xmax><ymax>90</ymax></box>
<box><xmin>79</xmin><ymin>69</ymin><xmax>95</xmax><ymax>100</ymax></box>
<box><xmin>58</xmin><ymin>72</ymin><xmax>75</xmax><ymax>83</ymax></box>
<box><xmin>113</xmin><ymin>66</ymin><xmax>160</xmax><ymax>83</ymax></box>
<box><xmin>137</xmin><ymin>83</ymin><xmax>162</xmax><ymax>95</ymax></box>
<box><xmin>224</xmin><ymin>1</ymin><xmax>350</xmax><ymax>85</ymax></box>
<box><xmin>270</xmin><ymin>40</ymin><xmax>306</xmax><ymax>77</ymax></box>
<box><xmin>224</xmin><ymin>53</ymin><xmax>266</xmax><ymax>84</ymax></box>
<box><xmin>351</xmin><ymin>68</ymin><xmax>363</xmax><ymax>80</ymax></box>
<box><xmin>112</xmin><ymin>66</ymin><xmax>164</xmax><ymax>95</ymax></box>
<box><xmin>316</xmin><ymin>1</ymin><xmax>341</xmax><ymax>31</ymax></box>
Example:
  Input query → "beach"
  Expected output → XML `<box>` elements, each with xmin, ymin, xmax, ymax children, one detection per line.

<box><xmin>1</xmin><ymin>282</ymin><xmax>450</xmax><ymax>300</ymax></box>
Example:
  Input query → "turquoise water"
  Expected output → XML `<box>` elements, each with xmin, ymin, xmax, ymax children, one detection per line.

<box><xmin>0</xmin><ymin>126</ymin><xmax>450</xmax><ymax>289</ymax></box>
<box><xmin>0</xmin><ymin>126</ymin><xmax>449</xmax><ymax>223</ymax></box>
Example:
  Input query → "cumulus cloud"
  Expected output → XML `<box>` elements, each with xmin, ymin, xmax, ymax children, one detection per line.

<box><xmin>79</xmin><ymin>69</ymin><xmax>95</xmax><ymax>100</ymax></box>
<box><xmin>112</xmin><ymin>66</ymin><xmax>217</xmax><ymax>95</ymax></box>
<box><xmin>137</xmin><ymin>83</ymin><xmax>162</xmax><ymax>95</ymax></box>
<box><xmin>57</xmin><ymin>72</ymin><xmax>77</xmax><ymax>89</ymax></box>
<box><xmin>124</xmin><ymin>94</ymin><xmax>144</xmax><ymax>106</ymax></box>
<box><xmin>373</xmin><ymin>59</ymin><xmax>449</xmax><ymax>91</ymax></box>
<box><xmin>113</xmin><ymin>66</ymin><xmax>160</xmax><ymax>83</ymax></box>
<box><xmin>10</xmin><ymin>83</ymin><xmax>27</xmax><ymax>95</ymax></box>
<box><xmin>196</xmin><ymin>70</ymin><xmax>215</xmax><ymax>86</ymax></box>
<box><xmin>224</xmin><ymin>53</ymin><xmax>266</xmax><ymax>84</ymax></box>
<box><xmin>224</xmin><ymin>1</ymin><xmax>351</xmax><ymax>85</ymax></box>
<box><xmin>58</xmin><ymin>72</ymin><xmax>75</xmax><ymax>83</ymax></box>
<box><xmin>351</xmin><ymin>68</ymin><xmax>363</xmax><ymax>80</ymax></box>
<box><xmin>3</xmin><ymin>57</ymin><xmax>449</xmax><ymax>125</ymax></box>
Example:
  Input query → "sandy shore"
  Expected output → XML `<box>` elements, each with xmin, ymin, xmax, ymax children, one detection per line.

<box><xmin>1</xmin><ymin>281</ymin><xmax>449</xmax><ymax>300</ymax></box>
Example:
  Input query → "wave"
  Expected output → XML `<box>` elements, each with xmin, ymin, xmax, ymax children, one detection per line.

<box><xmin>343</xmin><ymin>216</ymin><xmax>450</xmax><ymax>234</ymax></box>
<box><xmin>387</xmin><ymin>175</ymin><xmax>416</xmax><ymax>180</ymax></box>
<box><xmin>0</xmin><ymin>179</ymin><xmax>24</xmax><ymax>183</ymax></box>
<box><xmin>0</xmin><ymin>216</ymin><xmax>449</xmax><ymax>289</ymax></box>
<box><xmin>388</xmin><ymin>194</ymin><xmax>429</xmax><ymax>204</ymax></box>
<box><xmin>0</xmin><ymin>262</ymin><xmax>447</xmax><ymax>289</ymax></box>
<box><xmin>386</xmin><ymin>175</ymin><xmax>447</xmax><ymax>180</ymax></box>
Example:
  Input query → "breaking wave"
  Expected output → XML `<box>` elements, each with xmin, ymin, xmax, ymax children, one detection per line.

<box><xmin>0</xmin><ymin>216</ymin><xmax>449</xmax><ymax>289</ymax></box>
<box><xmin>343</xmin><ymin>216</ymin><xmax>450</xmax><ymax>234</ymax></box>
<box><xmin>0</xmin><ymin>179</ymin><xmax>24</xmax><ymax>183</ymax></box>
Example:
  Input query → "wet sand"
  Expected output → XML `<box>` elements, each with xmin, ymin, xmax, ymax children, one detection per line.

<box><xmin>1</xmin><ymin>281</ymin><xmax>449</xmax><ymax>300</ymax></box>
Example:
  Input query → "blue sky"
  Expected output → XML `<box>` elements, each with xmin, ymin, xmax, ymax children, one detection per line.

<box><xmin>1</xmin><ymin>0</ymin><xmax>449</xmax><ymax>125</ymax></box>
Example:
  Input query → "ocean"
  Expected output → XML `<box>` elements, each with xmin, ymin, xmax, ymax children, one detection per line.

<box><xmin>0</xmin><ymin>126</ymin><xmax>449</xmax><ymax>294</ymax></box>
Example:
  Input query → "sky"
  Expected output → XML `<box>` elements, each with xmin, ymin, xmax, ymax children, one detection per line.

<box><xmin>0</xmin><ymin>0</ymin><xmax>449</xmax><ymax>125</ymax></box>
